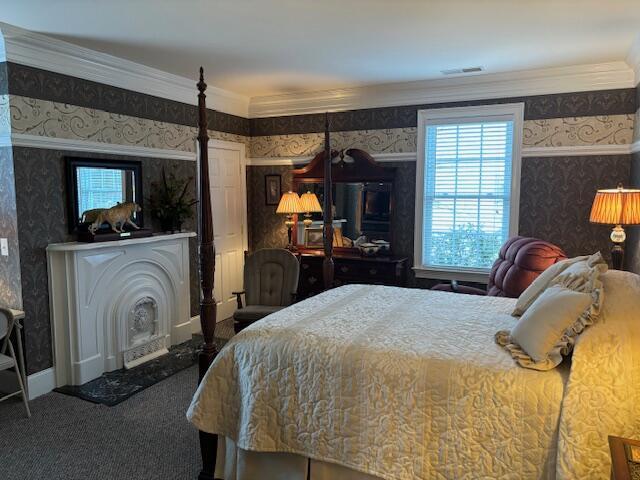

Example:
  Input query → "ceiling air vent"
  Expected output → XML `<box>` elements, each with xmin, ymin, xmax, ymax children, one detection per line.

<box><xmin>441</xmin><ymin>66</ymin><xmax>484</xmax><ymax>75</ymax></box>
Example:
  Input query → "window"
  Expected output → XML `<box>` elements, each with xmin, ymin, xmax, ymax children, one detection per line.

<box><xmin>414</xmin><ymin>104</ymin><xmax>524</xmax><ymax>281</ymax></box>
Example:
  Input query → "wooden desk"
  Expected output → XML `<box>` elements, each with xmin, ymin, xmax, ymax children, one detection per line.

<box><xmin>609</xmin><ymin>436</ymin><xmax>640</xmax><ymax>479</ymax></box>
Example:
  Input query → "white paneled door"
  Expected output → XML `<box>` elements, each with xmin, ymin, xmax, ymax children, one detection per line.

<box><xmin>207</xmin><ymin>140</ymin><xmax>248</xmax><ymax>321</ymax></box>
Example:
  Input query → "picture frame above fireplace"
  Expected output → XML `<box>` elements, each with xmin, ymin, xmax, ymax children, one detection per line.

<box><xmin>65</xmin><ymin>157</ymin><xmax>145</xmax><ymax>235</ymax></box>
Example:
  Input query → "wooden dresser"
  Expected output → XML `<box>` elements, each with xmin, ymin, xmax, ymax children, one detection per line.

<box><xmin>297</xmin><ymin>249</ymin><xmax>408</xmax><ymax>299</ymax></box>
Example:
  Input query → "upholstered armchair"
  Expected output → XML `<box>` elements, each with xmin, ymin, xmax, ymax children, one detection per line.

<box><xmin>431</xmin><ymin>236</ymin><xmax>567</xmax><ymax>298</ymax></box>
<box><xmin>233</xmin><ymin>248</ymin><xmax>300</xmax><ymax>333</ymax></box>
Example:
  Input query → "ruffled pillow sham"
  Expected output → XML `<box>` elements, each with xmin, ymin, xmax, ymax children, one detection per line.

<box><xmin>496</xmin><ymin>252</ymin><xmax>607</xmax><ymax>371</ymax></box>
<box><xmin>512</xmin><ymin>255</ymin><xmax>588</xmax><ymax>316</ymax></box>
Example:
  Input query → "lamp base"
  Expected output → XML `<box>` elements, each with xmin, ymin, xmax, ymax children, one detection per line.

<box><xmin>611</xmin><ymin>242</ymin><xmax>624</xmax><ymax>270</ymax></box>
<box><xmin>285</xmin><ymin>216</ymin><xmax>297</xmax><ymax>252</ymax></box>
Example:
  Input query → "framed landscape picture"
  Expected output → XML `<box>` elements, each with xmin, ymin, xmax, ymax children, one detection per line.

<box><xmin>304</xmin><ymin>226</ymin><xmax>324</xmax><ymax>247</ymax></box>
<box><xmin>265</xmin><ymin>175</ymin><xmax>281</xmax><ymax>205</ymax></box>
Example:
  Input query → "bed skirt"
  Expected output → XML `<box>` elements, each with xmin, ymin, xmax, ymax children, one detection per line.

<box><xmin>216</xmin><ymin>437</ymin><xmax>383</xmax><ymax>480</ymax></box>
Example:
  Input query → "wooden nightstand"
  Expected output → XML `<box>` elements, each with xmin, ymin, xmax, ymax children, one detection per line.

<box><xmin>609</xmin><ymin>436</ymin><xmax>640</xmax><ymax>479</ymax></box>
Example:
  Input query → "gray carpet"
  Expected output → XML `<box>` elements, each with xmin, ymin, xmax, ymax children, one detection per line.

<box><xmin>0</xmin><ymin>365</ymin><xmax>202</xmax><ymax>479</ymax></box>
<box><xmin>0</xmin><ymin>319</ymin><xmax>238</xmax><ymax>479</ymax></box>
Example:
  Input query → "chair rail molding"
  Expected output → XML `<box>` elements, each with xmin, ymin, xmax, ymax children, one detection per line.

<box><xmin>0</xmin><ymin>22</ymin><xmax>250</xmax><ymax>117</ymax></box>
<box><xmin>247</xmin><ymin>151</ymin><xmax>416</xmax><ymax>166</ymax></box>
<box><xmin>11</xmin><ymin>133</ymin><xmax>197</xmax><ymax>161</ymax></box>
<box><xmin>247</xmin><ymin>145</ymin><xmax>634</xmax><ymax>166</ymax></box>
<box><xmin>249</xmin><ymin>62</ymin><xmax>636</xmax><ymax>118</ymax></box>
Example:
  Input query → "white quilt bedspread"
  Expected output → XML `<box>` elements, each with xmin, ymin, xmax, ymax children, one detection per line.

<box><xmin>189</xmin><ymin>284</ymin><xmax>574</xmax><ymax>479</ymax></box>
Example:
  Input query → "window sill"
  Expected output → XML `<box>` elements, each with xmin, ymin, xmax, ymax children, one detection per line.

<box><xmin>412</xmin><ymin>266</ymin><xmax>490</xmax><ymax>283</ymax></box>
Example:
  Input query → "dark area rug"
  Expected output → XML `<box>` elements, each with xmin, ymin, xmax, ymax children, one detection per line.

<box><xmin>54</xmin><ymin>319</ymin><xmax>234</xmax><ymax>406</ymax></box>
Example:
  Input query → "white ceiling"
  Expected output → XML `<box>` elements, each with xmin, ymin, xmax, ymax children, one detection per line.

<box><xmin>1</xmin><ymin>0</ymin><xmax>639</xmax><ymax>99</ymax></box>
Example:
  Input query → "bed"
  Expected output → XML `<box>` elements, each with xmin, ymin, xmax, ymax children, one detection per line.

<box><xmin>190</xmin><ymin>69</ymin><xmax>640</xmax><ymax>480</ymax></box>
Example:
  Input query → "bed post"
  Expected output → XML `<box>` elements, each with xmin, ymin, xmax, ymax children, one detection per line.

<box><xmin>322</xmin><ymin>112</ymin><xmax>334</xmax><ymax>290</ymax></box>
<box><xmin>196</xmin><ymin>67</ymin><xmax>219</xmax><ymax>480</ymax></box>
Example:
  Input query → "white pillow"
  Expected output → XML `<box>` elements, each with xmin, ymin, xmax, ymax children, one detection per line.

<box><xmin>497</xmin><ymin>252</ymin><xmax>607</xmax><ymax>371</ymax></box>
<box><xmin>512</xmin><ymin>255</ymin><xmax>588</xmax><ymax>316</ymax></box>
<box><xmin>509</xmin><ymin>286</ymin><xmax>591</xmax><ymax>364</ymax></box>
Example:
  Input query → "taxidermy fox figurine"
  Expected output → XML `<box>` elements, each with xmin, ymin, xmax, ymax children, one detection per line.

<box><xmin>89</xmin><ymin>202</ymin><xmax>142</xmax><ymax>234</ymax></box>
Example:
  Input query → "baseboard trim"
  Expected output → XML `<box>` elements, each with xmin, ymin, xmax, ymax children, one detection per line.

<box><xmin>191</xmin><ymin>315</ymin><xmax>202</xmax><ymax>334</ymax></box>
<box><xmin>190</xmin><ymin>315</ymin><xmax>229</xmax><ymax>335</ymax></box>
<box><xmin>27</xmin><ymin>367</ymin><xmax>55</xmax><ymax>400</ymax></box>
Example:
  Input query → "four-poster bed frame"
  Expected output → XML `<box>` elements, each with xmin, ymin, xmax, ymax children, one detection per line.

<box><xmin>195</xmin><ymin>68</ymin><xmax>334</xmax><ymax>479</ymax></box>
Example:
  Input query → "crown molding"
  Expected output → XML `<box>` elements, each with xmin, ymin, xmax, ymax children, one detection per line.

<box><xmin>1</xmin><ymin>22</ymin><xmax>635</xmax><ymax>121</ymax></box>
<box><xmin>10</xmin><ymin>133</ymin><xmax>197</xmax><ymax>161</ymax></box>
<box><xmin>249</xmin><ymin>62</ymin><xmax>636</xmax><ymax>118</ymax></box>
<box><xmin>627</xmin><ymin>34</ymin><xmax>640</xmax><ymax>88</ymax></box>
<box><xmin>0</xmin><ymin>22</ymin><xmax>250</xmax><ymax>118</ymax></box>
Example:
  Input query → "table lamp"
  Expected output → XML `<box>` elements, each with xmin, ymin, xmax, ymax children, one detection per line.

<box><xmin>589</xmin><ymin>184</ymin><xmax>640</xmax><ymax>270</ymax></box>
<box><xmin>276</xmin><ymin>191</ymin><xmax>304</xmax><ymax>250</ymax></box>
<box><xmin>299</xmin><ymin>191</ymin><xmax>323</xmax><ymax>227</ymax></box>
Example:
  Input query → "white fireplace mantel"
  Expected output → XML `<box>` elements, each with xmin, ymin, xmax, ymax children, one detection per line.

<box><xmin>47</xmin><ymin>232</ymin><xmax>196</xmax><ymax>387</ymax></box>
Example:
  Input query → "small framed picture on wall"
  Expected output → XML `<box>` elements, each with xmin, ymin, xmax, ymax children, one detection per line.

<box><xmin>265</xmin><ymin>174</ymin><xmax>281</xmax><ymax>206</ymax></box>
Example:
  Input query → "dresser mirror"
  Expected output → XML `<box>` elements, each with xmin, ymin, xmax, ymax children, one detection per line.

<box><xmin>292</xmin><ymin>148</ymin><xmax>395</xmax><ymax>254</ymax></box>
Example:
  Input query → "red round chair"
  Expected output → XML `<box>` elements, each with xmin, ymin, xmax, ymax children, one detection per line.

<box><xmin>431</xmin><ymin>236</ymin><xmax>567</xmax><ymax>298</ymax></box>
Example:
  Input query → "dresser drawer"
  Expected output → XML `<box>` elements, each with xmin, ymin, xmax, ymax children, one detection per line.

<box><xmin>297</xmin><ymin>253</ymin><xmax>407</xmax><ymax>298</ymax></box>
<box><xmin>335</xmin><ymin>260</ymin><xmax>402</xmax><ymax>283</ymax></box>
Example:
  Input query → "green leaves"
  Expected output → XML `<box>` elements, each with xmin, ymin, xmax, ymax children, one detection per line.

<box><xmin>147</xmin><ymin>167</ymin><xmax>198</xmax><ymax>231</ymax></box>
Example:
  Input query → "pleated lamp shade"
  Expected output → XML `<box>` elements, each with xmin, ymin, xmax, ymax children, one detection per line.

<box><xmin>300</xmin><ymin>191</ymin><xmax>323</xmax><ymax>213</ymax></box>
<box><xmin>276</xmin><ymin>191</ymin><xmax>304</xmax><ymax>214</ymax></box>
<box><xmin>590</xmin><ymin>186</ymin><xmax>640</xmax><ymax>226</ymax></box>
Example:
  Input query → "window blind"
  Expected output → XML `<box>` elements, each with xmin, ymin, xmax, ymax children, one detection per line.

<box><xmin>422</xmin><ymin>120</ymin><xmax>514</xmax><ymax>270</ymax></box>
<box><xmin>77</xmin><ymin>168</ymin><xmax>125</xmax><ymax>214</ymax></box>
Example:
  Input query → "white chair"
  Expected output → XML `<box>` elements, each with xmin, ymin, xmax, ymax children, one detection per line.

<box><xmin>0</xmin><ymin>307</ymin><xmax>30</xmax><ymax>417</ymax></box>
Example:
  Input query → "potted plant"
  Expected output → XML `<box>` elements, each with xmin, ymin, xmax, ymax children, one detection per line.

<box><xmin>148</xmin><ymin>167</ymin><xmax>197</xmax><ymax>233</ymax></box>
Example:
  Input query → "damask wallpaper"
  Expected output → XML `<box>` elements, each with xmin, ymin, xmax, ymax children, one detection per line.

<box><xmin>13</xmin><ymin>146</ymin><xmax>200</xmax><ymax>374</ymax></box>
<box><xmin>0</xmin><ymin>61</ymin><xmax>22</xmax><ymax>311</ymax></box>
<box><xmin>248</xmin><ymin>154</ymin><xmax>631</xmax><ymax>287</ymax></box>
<box><xmin>6</xmin><ymin>62</ymin><xmax>249</xmax><ymax>136</ymax></box>
<box><xmin>2</xmin><ymin>60</ymin><xmax>639</xmax><ymax>377</ymax></box>
<box><xmin>249</xmin><ymin>88</ymin><xmax>637</xmax><ymax>135</ymax></box>
<box><xmin>627</xmin><ymin>88</ymin><xmax>640</xmax><ymax>275</ymax></box>
<box><xmin>518</xmin><ymin>155</ymin><xmax>630</xmax><ymax>261</ymax></box>
<box><xmin>10</xmin><ymin>95</ymin><xmax>249</xmax><ymax>152</ymax></box>
<box><xmin>0</xmin><ymin>146</ymin><xmax>22</xmax><ymax>310</ymax></box>
<box><xmin>625</xmin><ymin>83</ymin><xmax>640</xmax><ymax>274</ymax></box>
<box><xmin>249</xmin><ymin>115</ymin><xmax>634</xmax><ymax>158</ymax></box>
<box><xmin>247</xmin><ymin>165</ymin><xmax>294</xmax><ymax>251</ymax></box>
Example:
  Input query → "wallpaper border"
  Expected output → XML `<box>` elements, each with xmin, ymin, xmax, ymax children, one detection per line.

<box><xmin>5</xmin><ymin>62</ymin><xmax>250</xmax><ymax>136</ymax></box>
<box><xmin>3</xmin><ymin>61</ymin><xmax>637</xmax><ymax>140</ymax></box>
<box><xmin>250</xmin><ymin>89</ymin><xmax>638</xmax><ymax>136</ymax></box>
